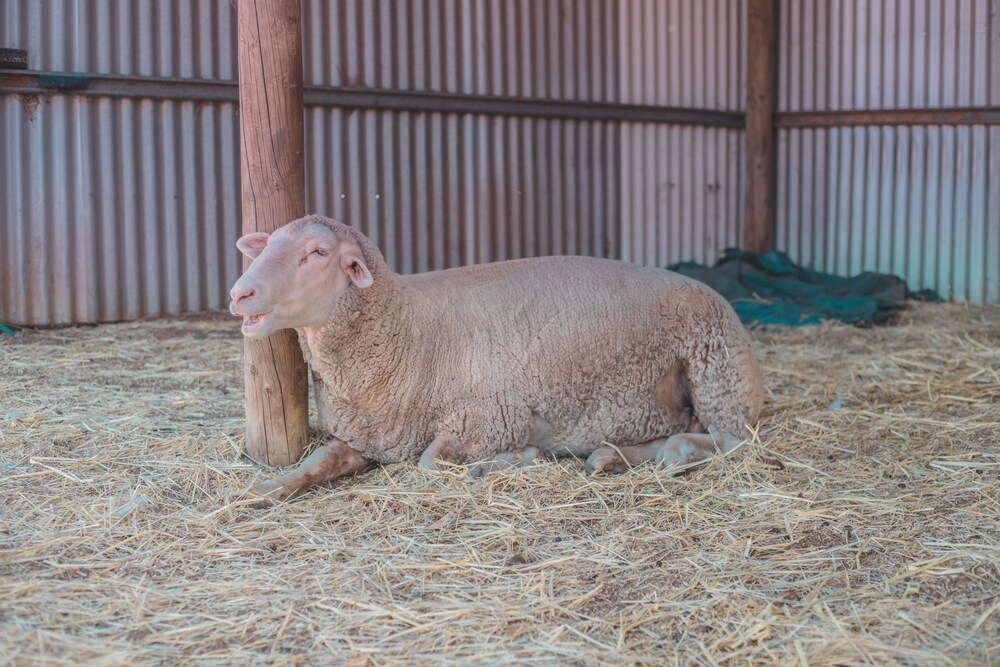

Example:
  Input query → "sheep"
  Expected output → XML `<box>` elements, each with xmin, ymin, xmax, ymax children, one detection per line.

<box><xmin>229</xmin><ymin>214</ymin><xmax>764</xmax><ymax>503</ymax></box>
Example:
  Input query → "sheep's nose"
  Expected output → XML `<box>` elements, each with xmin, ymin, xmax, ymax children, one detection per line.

<box><xmin>230</xmin><ymin>285</ymin><xmax>256</xmax><ymax>305</ymax></box>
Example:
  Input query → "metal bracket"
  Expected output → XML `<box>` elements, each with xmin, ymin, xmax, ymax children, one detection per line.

<box><xmin>0</xmin><ymin>48</ymin><xmax>28</xmax><ymax>70</ymax></box>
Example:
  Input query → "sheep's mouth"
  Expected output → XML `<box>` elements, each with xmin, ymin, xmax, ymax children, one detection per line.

<box><xmin>241</xmin><ymin>311</ymin><xmax>273</xmax><ymax>334</ymax></box>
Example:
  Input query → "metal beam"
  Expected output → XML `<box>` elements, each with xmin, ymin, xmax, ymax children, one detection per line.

<box><xmin>0</xmin><ymin>70</ymin><xmax>745</xmax><ymax>127</ymax></box>
<box><xmin>8</xmin><ymin>71</ymin><xmax>998</xmax><ymax>129</ymax></box>
<box><xmin>776</xmin><ymin>108</ymin><xmax>1000</xmax><ymax>127</ymax></box>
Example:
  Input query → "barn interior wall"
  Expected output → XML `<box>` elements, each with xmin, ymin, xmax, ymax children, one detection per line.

<box><xmin>3</xmin><ymin>0</ymin><xmax>738</xmax><ymax>325</ymax></box>
<box><xmin>776</xmin><ymin>0</ymin><xmax>1000</xmax><ymax>303</ymax></box>
<box><xmin>618</xmin><ymin>0</ymin><xmax>748</xmax><ymax>268</ymax></box>
<box><xmin>297</xmin><ymin>0</ymin><xmax>624</xmax><ymax>274</ymax></box>
<box><xmin>2</xmin><ymin>1</ymin><xmax>996</xmax><ymax>325</ymax></box>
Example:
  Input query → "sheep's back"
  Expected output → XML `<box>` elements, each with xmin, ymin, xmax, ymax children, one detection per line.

<box><xmin>402</xmin><ymin>256</ymin><xmax>751</xmax><ymax>455</ymax></box>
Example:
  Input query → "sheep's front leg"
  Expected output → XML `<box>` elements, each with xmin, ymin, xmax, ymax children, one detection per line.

<box><xmin>418</xmin><ymin>434</ymin><xmax>468</xmax><ymax>470</ymax></box>
<box><xmin>468</xmin><ymin>447</ymin><xmax>544</xmax><ymax>478</ymax></box>
<box><xmin>584</xmin><ymin>442</ymin><xmax>663</xmax><ymax>474</ymax></box>
<box><xmin>239</xmin><ymin>439</ymin><xmax>372</xmax><ymax>506</ymax></box>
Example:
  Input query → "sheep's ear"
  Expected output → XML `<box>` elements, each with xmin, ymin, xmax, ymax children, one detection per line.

<box><xmin>236</xmin><ymin>232</ymin><xmax>270</xmax><ymax>259</ymax></box>
<box><xmin>340</xmin><ymin>246</ymin><xmax>373</xmax><ymax>288</ymax></box>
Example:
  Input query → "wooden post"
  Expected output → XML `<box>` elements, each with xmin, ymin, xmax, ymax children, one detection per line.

<box><xmin>237</xmin><ymin>0</ymin><xmax>309</xmax><ymax>467</ymax></box>
<box><xmin>743</xmin><ymin>0</ymin><xmax>779</xmax><ymax>252</ymax></box>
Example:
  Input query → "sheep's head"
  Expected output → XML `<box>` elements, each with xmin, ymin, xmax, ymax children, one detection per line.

<box><xmin>229</xmin><ymin>218</ymin><xmax>373</xmax><ymax>338</ymax></box>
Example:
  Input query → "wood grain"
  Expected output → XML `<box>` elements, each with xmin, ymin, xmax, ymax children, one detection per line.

<box><xmin>743</xmin><ymin>0</ymin><xmax>778</xmax><ymax>253</ymax></box>
<box><xmin>237</xmin><ymin>0</ymin><xmax>309</xmax><ymax>467</ymax></box>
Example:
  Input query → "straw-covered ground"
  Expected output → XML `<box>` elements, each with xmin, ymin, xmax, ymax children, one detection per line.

<box><xmin>1</xmin><ymin>303</ymin><xmax>997</xmax><ymax>666</ymax></box>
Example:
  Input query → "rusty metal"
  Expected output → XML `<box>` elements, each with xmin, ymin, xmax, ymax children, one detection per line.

<box><xmin>0</xmin><ymin>71</ymin><xmax>745</xmax><ymax>127</ymax></box>
<box><xmin>777</xmin><ymin>108</ymin><xmax>1000</xmax><ymax>128</ymax></box>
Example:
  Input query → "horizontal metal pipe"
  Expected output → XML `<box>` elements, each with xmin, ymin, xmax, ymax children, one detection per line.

<box><xmin>6</xmin><ymin>72</ymin><xmax>995</xmax><ymax>130</ymax></box>
<box><xmin>777</xmin><ymin>108</ymin><xmax>1000</xmax><ymax>127</ymax></box>
<box><xmin>0</xmin><ymin>71</ymin><xmax>744</xmax><ymax>127</ymax></box>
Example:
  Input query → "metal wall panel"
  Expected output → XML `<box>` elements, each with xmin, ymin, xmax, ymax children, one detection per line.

<box><xmin>620</xmin><ymin>124</ymin><xmax>744</xmax><ymax>267</ymax></box>
<box><xmin>775</xmin><ymin>0</ymin><xmax>1000</xmax><ymax>303</ymax></box>
<box><xmin>777</xmin><ymin>125</ymin><xmax>999</xmax><ymax>303</ymax></box>
<box><xmin>0</xmin><ymin>93</ymin><xmax>623</xmax><ymax>325</ymax></box>
<box><xmin>301</xmin><ymin>0</ymin><xmax>620</xmax><ymax>101</ymax></box>
<box><xmin>2</xmin><ymin>0</ymin><xmax>238</xmax><ymax>80</ymax></box>
<box><xmin>303</xmin><ymin>108</ymin><xmax>620</xmax><ymax>274</ymax></box>
<box><xmin>778</xmin><ymin>0</ymin><xmax>995</xmax><ymax>112</ymax></box>
<box><xmin>1</xmin><ymin>96</ymin><xmax>242</xmax><ymax>324</ymax></box>
<box><xmin>618</xmin><ymin>1</ymin><xmax>746</xmax><ymax>269</ymax></box>
<box><xmin>3</xmin><ymin>0</ymin><xmax>751</xmax><ymax>325</ymax></box>
<box><xmin>619</xmin><ymin>0</ymin><xmax>747</xmax><ymax>111</ymax></box>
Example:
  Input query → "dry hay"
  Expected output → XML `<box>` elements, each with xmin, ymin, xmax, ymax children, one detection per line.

<box><xmin>1</xmin><ymin>303</ymin><xmax>998</xmax><ymax>666</ymax></box>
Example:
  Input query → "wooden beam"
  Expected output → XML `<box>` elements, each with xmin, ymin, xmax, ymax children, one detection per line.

<box><xmin>743</xmin><ymin>0</ymin><xmax>779</xmax><ymax>253</ymax></box>
<box><xmin>237</xmin><ymin>0</ymin><xmax>309</xmax><ymax>468</ymax></box>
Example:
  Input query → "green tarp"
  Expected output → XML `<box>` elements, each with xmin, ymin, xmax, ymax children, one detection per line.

<box><xmin>669</xmin><ymin>249</ymin><xmax>941</xmax><ymax>326</ymax></box>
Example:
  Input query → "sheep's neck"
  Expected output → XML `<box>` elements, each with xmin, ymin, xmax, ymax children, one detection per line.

<box><xmin>300</xmin><ymin>273</ymin><xmax>419</xmax><ymax>403</ymax></box>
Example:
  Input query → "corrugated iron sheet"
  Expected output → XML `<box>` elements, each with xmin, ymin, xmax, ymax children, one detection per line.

<box><xmin>1</xmin><ymin>95</ymin><xmax>242</xmax><ymax>324</ymax></box>
<box><xmin>618</xmin><ymin>1</ymin><xmax>746</xmax><ymax>268</ymax></box>
<box><xmin>302</xmin><ymin>0</ymin><xmax>620</xmax><ymax>102</ymax></box>
<box><xmin>2</xmin><ymin>0</ymin><xmax>238</xmax><ymax>80</ymax></box>
<box><xmin>779</xmin><ymin>0</ymin><xmax>995</xmax><ymax>112</ymax></box>
<box><xmin>303</xmin><ymin>108</ymin><xmax>621</xmax><ymax>274</ymax></box>
<box><xmin>2</xmin><ymin>0</ymin><xmax>755</xmax><ymax>325</ymax></box>
<box><xmin>1</xmin><ymin>95</ymin><xmax>621</xmax><ymax>325</ymax></box>
<box><xmin>619</xmin><ymin>0</ymin><xmax>746</xmax><ymax>111</ymax></box>
<box><xmin>777</xmin><ymin>125</ymin><xmax>999</xmax><ymax>303</ymax></box>
<box><xmin>775</xmin><ymin>0</ymin><xmax>999</xmax><ymax>303</ymax></box>
<box><xmin>620</xmin><ymin>124</ymin><xmax>744</xmax><ymax>267</ymax></box>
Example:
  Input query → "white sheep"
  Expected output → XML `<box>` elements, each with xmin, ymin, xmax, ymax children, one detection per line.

<box><xmin>229</xmin><ymin>215</ymin><xmax>764</xmax><ymax>503</ymax></box>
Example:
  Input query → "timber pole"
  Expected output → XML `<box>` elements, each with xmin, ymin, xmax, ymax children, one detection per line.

<box><xmin>743</xmin><ymin>0</ymin><xmax>778</xmax><ymax>252</ymax></box>
<box><xmin>237</xmin><ymin>0</ymin><xmax>309</xmax><ymax>467</ymax></box>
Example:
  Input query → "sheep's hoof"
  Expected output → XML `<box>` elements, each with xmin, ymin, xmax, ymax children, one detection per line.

<box><xmin>652</xmin><ymin>435</ymin><xmax>700</xmax><ymax>473</ymax></box>
<box><xmin>231</xmin><ymin>483</ymin><xmax>290</xmax><ymax>508</ymax></box>
<box><xmin>469</xmin><ymin>447</ymin><xmax>542</xmax><ymax>478</ymax></box>
<box><xmin>469</xmin><ymin>457</ymin><xmax>518</xmax><ymax>478</ymax></box>
<box><xmin>584</xmin><ymin>447</ymin><xmax>628</xmax><ymax>475</ymax></box>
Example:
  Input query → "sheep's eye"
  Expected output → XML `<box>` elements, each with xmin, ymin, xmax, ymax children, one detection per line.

<box><xmin>313</xmin><ymin>248</ymin><xmax>327</xmax><ymax>257</ymax></box>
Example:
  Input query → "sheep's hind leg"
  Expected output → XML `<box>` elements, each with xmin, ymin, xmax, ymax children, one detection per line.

<box><xmin>586</xmin><ymin>431</ymin><xmax>744</xmax><ymax>475</ymax></box>
<box><xmin>238</xmin><ymin>439</ymin><xmax>372</xmax><ymax>506</ymax></box>
<box><xmin>653</xmin><ymin>431</ymin><xmax>744</xmax><ymax>470</ymax></box>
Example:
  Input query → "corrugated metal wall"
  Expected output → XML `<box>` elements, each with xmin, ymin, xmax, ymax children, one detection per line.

<box><xmin>776</xmin><ymin>0</ymin><xmax>1000</xmax><ymax>303</ymax></box>
<box><xmin>299</xmin><ymin>0</ymin><xmax>622</xmax><ymax>274</ymax></box>
<box><xmin>1</xmin><ymin>0</ymin><xmax>241</xmax><ymax>324</ymax></box>
<box><xmin>5</xmin><ymin>1</ymin><xmax>995</xmax><ymax>325</ymax></box>
<box><xmin>301</xmin><ymin>0</ymin><xmax>619</xmax><ymax>101</ymax></box>
<box><xmin>2</xmin><ymin>0</ymin><xmax>238</xmax><ymax>78</ymax></box>
<box><xmin>618</xmin><ymin>0</ymin><xmax>747</xmax><ymax>267</ymax></box>
<box><xmin>2</xmin><ymin>0</ymin><xmax>747</xmax><ymax>325</ymax></box>
<box><xmin>1</xmin><ymin>96</ymin><xmax>242</xmax><ymax>324</ymax></box>
<box><xmin>305</xmin><ymin>110</ymin><xmax>619</xmax><ymax>273</ymax></box>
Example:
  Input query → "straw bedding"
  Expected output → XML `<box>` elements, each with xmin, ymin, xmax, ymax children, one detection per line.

<box><xmin>1</xmin><ymin>303</ymin><xmax>997</xmax><ymax>666</ymax></box>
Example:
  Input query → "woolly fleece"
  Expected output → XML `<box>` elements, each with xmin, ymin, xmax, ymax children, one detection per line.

<box><xmin>285</xmin><ymin>216</ymin><xmax>764</xmax><ymax>465</ymax></box>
